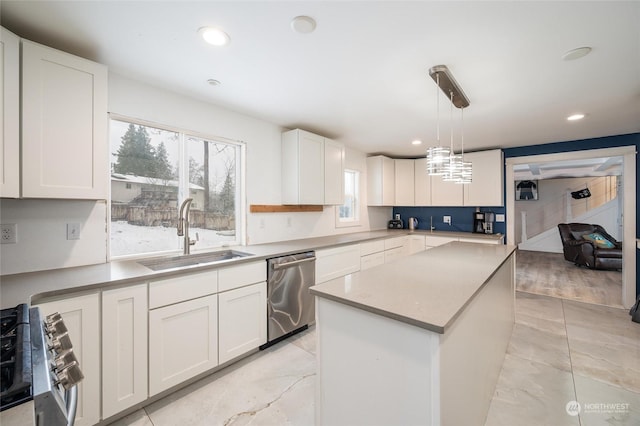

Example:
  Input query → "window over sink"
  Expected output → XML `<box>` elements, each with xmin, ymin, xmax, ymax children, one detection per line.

<box><xmin>109</xmin><ymin>117</ymin><xmax>244</xmax><ymax>257</ymax></box>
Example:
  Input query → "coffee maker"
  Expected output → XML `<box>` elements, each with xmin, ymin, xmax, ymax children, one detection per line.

<box><xmin>473</xmin><ymin>211</ymin><xmax>495</xmax><ymax>234</ymax></box>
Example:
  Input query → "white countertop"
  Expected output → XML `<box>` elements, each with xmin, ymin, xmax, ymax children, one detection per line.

<box><xmin>0</xmin><ymin>229</ymin><xmax>503</xmax><ymax>309</ymax></box>
<box><xmin>310</xmin><ymin>241</ymin><xmax>516</xmax><ymax>334</ymax></box>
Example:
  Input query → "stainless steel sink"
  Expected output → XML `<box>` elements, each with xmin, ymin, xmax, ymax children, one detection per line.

<box><xmin>138</xmin><ymin>250</ymin><xmax>254</xmax><ymax>271</ymax></box>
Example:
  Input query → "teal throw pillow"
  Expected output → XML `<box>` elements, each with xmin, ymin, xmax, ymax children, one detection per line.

<box><xmin>582</xmin><ymin>232</ymin><xmax>615</xmax><ymax>249</ymax></box>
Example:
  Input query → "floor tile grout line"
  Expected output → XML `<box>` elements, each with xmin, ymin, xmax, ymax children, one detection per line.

<box><xmin>561</xmin><ymin>298</ymin><xmax>582</xmax><ymax>426</ymax></box>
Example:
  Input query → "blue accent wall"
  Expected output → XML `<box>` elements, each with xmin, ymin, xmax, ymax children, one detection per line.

<box><xmin>503</xmin><ymin>132</ymin><xmax>640</xmax><ymax>299</ymax></box>
<box><xmin>393</xmin><ymin>206</ymin><xmax>506</xmax><ymax>235</ymax></box>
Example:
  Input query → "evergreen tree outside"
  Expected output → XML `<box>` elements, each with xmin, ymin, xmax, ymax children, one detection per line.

<box><xmin>113</xmin><ymin>124</ymin><xmax>174</xmax><ymax>180</ymax></box>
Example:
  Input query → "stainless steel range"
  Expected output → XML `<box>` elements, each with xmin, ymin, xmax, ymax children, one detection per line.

<box><xmin>0</xmin><ymin>304</ymin><xmax>84</xmax><ymax>426</ymax></box>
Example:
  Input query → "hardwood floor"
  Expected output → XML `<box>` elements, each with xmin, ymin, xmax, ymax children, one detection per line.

<box><xmin>516</xmin><ymin>249</ymin><xmax>623</xmax><ymax>307</ymax></box>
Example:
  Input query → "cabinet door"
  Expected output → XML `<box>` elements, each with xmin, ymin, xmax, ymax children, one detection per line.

<box><xmin>282</xmin><ymin>129</ymin><xmax>324</xmax><ymax>204</ymax></box>
<box><xmin>394</xmin><ymin>159</ymin><xmax>415</xmax><ymax>206</ymax></box>
<box><xmin>366</xmin><ymin>155</ymin><xmax>395</xmax><ymax>206</ymax></box>
<box><xmin>102</xmin><ymin>284</ymin><xmax>148</xmax><ymax>419</ymax></box>
<box><xmin>21</xmin><ymin>40</ymin><xmax>108</xmax><ymax>199</ymax></box>
<box><xmin>430</xmin><ymin>175</ymin><xmax>463</xmax><ymax>206</ymax></box>
<box><xmin>36</xmin><ymin>293</ymin><xmax>101</xmax><ymax>426</ymax></box>
<box><xmin>361</xmin><ymin>252</ymin><xmax>385</xmax><ymax>270</ymax></box>
<box><xmin>414</xmin><ymin>158</ymin><xmax>432</xmax><ymax>206</ymax></box>
<box><xmin>463</xmin><ymin>150</ymin><xmax>504</xmax><ymax>206</ymax></box>
<box><xmin>324</xmin><ymin>138</ymin><xmax>345</xmax><ymax>205</ymax></box>
<box><xmin>149</xmin><ymin>295</ymin><xmax>218</xmax><ymax>396</ymax></box>
<box><xmin>0</xmin><ymin>27</ymin><xmax>19</xmax><ymax>198</ymax></box>
<box><xmin>384</xmin><ymin>246</ymin><xmax>405</xmax><ymax>263</ymax></box>
<box><xmin>408</xmin><ymin>235</ymin><xmax>426</xmax><ymax>254</ymax></box>
<box><xmin>218</xmin><ymin>282</ymin><xmax>267</xmax><ymax>364</ymax></box>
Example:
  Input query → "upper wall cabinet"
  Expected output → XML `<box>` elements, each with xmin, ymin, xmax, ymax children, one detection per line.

<box><xmin>394</xmin><ymin>159</ymin><xmax>414</xmax><ymax>206</ymax></box>
<box><xmin>367</xmin><ymin>155</ymin><xmax>395</xmax><ymax>206</ymax></box>
<box><xmin>0</xmin><ymin>27</ymin><xmax>20</xmax><ymax>198</ymax></box>
<box><xmin>282</xmin><ymin>129</ymin><xmax>344</xmax><ymax>205</ymax></box>
<box><xmin>413</xmin><ymin>158</ymin><xmax>432</xmax><ymax>206</ymax></box>
<box><xmin>431</xmin><ymin>174</ymin><xmax>464</xmax><ymax>206</ymax></box>
<box><xmin>463</xmin><ymin>149</ymin><xmax>504</xmax><ymax>206</ymax></box>
<box><xmin>21</xmin><ymin>39</ymin><xmax>108</xmax><ymax>199</ymax></box>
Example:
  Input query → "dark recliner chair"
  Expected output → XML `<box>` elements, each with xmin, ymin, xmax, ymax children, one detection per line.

<box><xmin>557</xmin><ymin>223</ymin><xmax>622</xmax><ymax>270</ymax></box>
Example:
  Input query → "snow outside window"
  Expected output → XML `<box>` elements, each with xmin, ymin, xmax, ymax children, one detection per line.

<box><xmin>109</xmin><ymin>118</ymin><xmax>242</xmax><ymax>257</ymax></box>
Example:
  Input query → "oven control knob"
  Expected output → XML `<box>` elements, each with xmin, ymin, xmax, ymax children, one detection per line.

<box><xmin>53</xmin><ymin>349</ymin><xmax>78</xmax><ymax>372</ymax></box>
<box><xmin>45</xmin><ymin>317</ymin><xmax>68</xmax><ymax>336</ymax></box>
<box><xmin>49</xmin><ymin>332</ymin><xmax>73</xmax><ymax>352</ymax></box>
<box><xmin>56</xmin><ymin>361</ymin><xmax>84</xmax><ymax>390</ymax></box>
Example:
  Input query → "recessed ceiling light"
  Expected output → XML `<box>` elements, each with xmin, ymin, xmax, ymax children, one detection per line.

<box><xmin>412</xmin><ymin>140</ymin><xmax>422</xmax><ymax>145</ymax></box>
<box><xmin>567</xmin><ymin>113</ymin><xmax>586</xmax><ymax>121</ymax></box>
<box><xmin>198</xmin><ymin>27</ymin><xmax>230</xmax><ymax>46</ymax></box>
<box><xmin>207</xmin><ymin>79</ymin><xmax>221</xmax><ymax>86</ymax></box>
<box><xmin>291</xmin><ymin>16</ymin><xmax>316</xmax><ymax>34</ymax></box>
<box><xmin>562</xmin><ymin>47</ymin><xmax>592</xmax><ymax>61</ymax></box>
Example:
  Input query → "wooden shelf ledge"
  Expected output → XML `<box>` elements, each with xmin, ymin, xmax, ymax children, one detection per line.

<box><xmin>250</xmin><ymin>204</ymin><xmax>324</xmax><ymax>213</ymax></box>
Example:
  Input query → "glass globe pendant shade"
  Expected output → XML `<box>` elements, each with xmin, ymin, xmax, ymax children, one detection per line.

<box><xmin>426</xmin><ymin>146</ymin><xmax>451</xmax><ymax>175</ymax></box>
<box><xmin>455</xmin><ymin>161</ymin><xmax>473</xmax><ymax>184</ymax></box>
<box><xmin>442</xmin><ymin>154</ymin><xmax>463</xmax><ymax>182</ymax></box>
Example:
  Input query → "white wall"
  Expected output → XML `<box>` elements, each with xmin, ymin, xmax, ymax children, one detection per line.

<box><xmin>0</xmin><ymin>73</ymin><xmax>388</xmax><ymax>275</ymax></box>
<box><xmin>0</xmin><ymin>199</ymin><xmax>108</xmax><ymax>274</ymax></box>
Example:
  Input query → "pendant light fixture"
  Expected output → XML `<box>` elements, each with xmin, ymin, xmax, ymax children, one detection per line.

<box><xmin>426</xmin><ymin>72</ymin><xmax>450</xmax><ymax>175</ymax></box>
<box><xmin>426</xmin><ymin>65</ymin><xmax>472</xmax><ymax>183</ymax></box>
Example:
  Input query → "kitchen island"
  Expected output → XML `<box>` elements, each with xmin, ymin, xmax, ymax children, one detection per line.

<box><xmin>310</xmin><ymin>241</ymin><xmax>516</xmax><ymax>426</ymax></box>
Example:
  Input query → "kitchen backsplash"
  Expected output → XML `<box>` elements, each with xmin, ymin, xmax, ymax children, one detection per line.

<box><xmin>392</xmin><ymin>206</ymin><xmax>507</xmax><ymax>235</ymax></box>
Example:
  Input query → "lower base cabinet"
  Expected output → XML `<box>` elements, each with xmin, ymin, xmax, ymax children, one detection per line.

<box><xmin>148</xmin><ymin>295</ymin><xmax>218</xmax><ymax>396</ymax></box>
<box><xmin>102</xmin><ymin>284</ymin><xmax>148</xmax><ymax>419</ymax></box>
<box><xmin>36</xmin><ymin>292</ymin><xmax>101</xmax><ymax>426</ymax></box>
<box><xmin>218</xmin><ymin>282</ymin><xmax>267</xmax><ymax>364</ymax></box>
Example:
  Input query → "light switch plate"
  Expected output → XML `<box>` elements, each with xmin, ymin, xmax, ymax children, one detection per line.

<box><xmin>495</xmin><ymin>214</ymin><xmax>505</xmax><ymax>223</ymax></box>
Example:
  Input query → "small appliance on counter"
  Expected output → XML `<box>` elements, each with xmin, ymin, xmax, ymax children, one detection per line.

<box><xmin>408</xmin><ymin>217</ymin><xmax>418</xmax><ymax>230</ymax></box>
<box><xmin>388</xmin><ymin>213</ymin><xmax>403</xmax><ymax>229</ymax></box>
<box><xmin>473</xmin><ymin>211</ymin><xmax>495</xmax><ymax>234</ymax></box>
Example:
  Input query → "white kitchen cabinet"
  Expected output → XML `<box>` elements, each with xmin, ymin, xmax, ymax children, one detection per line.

<box><xmin>316</xmin><ymin>244</ymin><xmax>361</xmax><ymax>284</ymax></box>
<box><xmin>36</xmin><ymin>292</ymin><xmax>101</xmax><ymax>426</ymax></box>
<box><xmin>218</xmin><ymin>281</ymin><xmax>267</xmax><ymax>364</ymax></box>
<box><xmin>149</xmin><ymin>295</ymin><xmax>218</xmax><ymax>396</ymax></box>
<box><xmin>360</xmin><ymin>252</ymin><xmax>385</xmax><ymax>270</ymax></box>
<box><xmin>102</xmin><ymin>284</ymin><xmax>148</xmax><ymax>419</ymax></box>
<box><xmin>149</xmin><ymin>269</ymin><xmax>218</xmax><ymax>309</ymax></box>
<box><xmin>430</xmin><ymin>174</ymin><xmax>464</xmax><ymax>206</ymax></box>
<box><xmin>0</xmin><ymin>27</ymin><xmax>20</xmax><ymax>198</ymax></box>
<box><xmin>384</xmin><ymin>236</ymin><xmax>409</xmax><ymax>263</ymax></box>
<box><xmin>21</xmin><ymin>39</ymin><xmax>108</xmax><ymax>199</ymax></box>
<box><xmin>463</xmin><ymin>150</ymin><xmax>504</xmax><ymax>206</ymax></box>
<box><xmin>394</xmin><ymin>159</ymin><xmax>415</xmax><ymax>206</ymax></box>
<box><xmin>408</xmin><ymin>235</ymin><xmax>426</xmax><ymax>254</ymax></box>
<box><xmin>324</xmin><ymin>138</ymin><xmax>345</xmax><ymax>205</ymax></box>
<box><xmin>425</xmin><ymin>235</ymin><xmax>458</xmax><ymax>249</ymax></box>
<box><xmin>367</xmin><ymin>155</ymin><xmax>395</xmax><ymax>206</ymax></box>
<box><xmin>414</xmin><ymin>158</ymin><xmax>432</xmax><ymax>206</ymax></box>
<box><xmin>218</xmin><ymin>260</ymin><xmax>266</xmax><ymax>292</ymax></box>
<box><xmin>282</xmin><ymin>129</ymin><xmax>325</xmax><ymax>204</ymax></box>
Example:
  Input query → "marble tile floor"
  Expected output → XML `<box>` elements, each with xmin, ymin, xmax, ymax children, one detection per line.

<box><xmin>516</xmin><ymin>249</ymin><xmax>623</xmax><ymax>308</ymax></box>
<box><xmin>111</xmin><ymin>292</ymin><xmax>639</xmax><ymax>426</ymax></box>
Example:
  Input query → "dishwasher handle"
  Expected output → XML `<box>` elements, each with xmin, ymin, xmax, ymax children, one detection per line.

<box><xmin>272</xmin><ymin>256</ymin><xmax>316</xmax><ymax>271</ymax></box>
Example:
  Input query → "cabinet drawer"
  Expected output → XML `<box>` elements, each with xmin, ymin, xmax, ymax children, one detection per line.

<box><xmin>424</xmin><ymin>235</ymin><xmax>457</xmax><ymax>247</ymax></box>
<box><xmin>316</xmin><ymin>244</ymin><xmax>360</xmax><ymax>284</ymax></box>
<box><xmin>384</xmin><ymin>247</ymin><xmax>405</xmax><ymax>264</ymax></box>
<box><xmin>149</xmin><ymin>270</ymin><xmax>218</xmax><ymax>309</ymax></box>
<box><xmin>361</xmin><ymin>252</ymin><xmax>385</xmax><ymax>271</ymax></box>
<box><xmin>218</xmin><ymin>261</ymin><xmax>266</xmax><ymax>292</ymax></box>
<box><xmin>360</xmin><ymin>240</ymin><xmax>385</xmax><ymax>256</ymax></box>
<box><xmin>384</xmin><ymin>236</ymin><xmax>407</xmax><ymax>250</ymax></box>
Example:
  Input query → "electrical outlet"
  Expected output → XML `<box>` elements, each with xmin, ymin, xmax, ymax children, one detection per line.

<box><xmin>1</xmin><ymin>224</ymin><xmax>17</xmax><ymax>244</ymax></box>
<box><xmin>67</xmin><ymin>223</ymin><xmax>81</xmax><ymax>240</ymax></box>
<box><xmin>443</xmin><ymin>216</ymin><xmax>452</xmax><ymax>225</ymax></box>
<box><xmin>495</xmin><ymin>214</ymin><xmax>505</xmax><ymax>223</ymax></box>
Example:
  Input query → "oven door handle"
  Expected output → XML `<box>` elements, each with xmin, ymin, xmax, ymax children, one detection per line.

<box><xmin>65</xmin><ymin>385</ymin><xmax>78</xmax><ymax>426</ymax></box>
<box><xmin>272</xmin><ymin>256</ymin><xmax>316</xmax><ymax>271</ymax></box>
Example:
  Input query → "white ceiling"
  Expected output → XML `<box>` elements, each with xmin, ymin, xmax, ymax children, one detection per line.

<box><xmin>513</xmin><ymin>156</ymin><xmax>623</xmax><ymax>180</ymax></box>
<box><xmin>2</xmin><ymin>1</ymin><xmax>639</xmax><ymax>157</ymax></box>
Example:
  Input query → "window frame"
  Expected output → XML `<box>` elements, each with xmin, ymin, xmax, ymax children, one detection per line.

<box><xmin>335</xmin><ymin>168</ymin><xmax>361</xmax><ymax>228</ymax></box>
<box><xmin>108</xmin><ymin>114</ymin><xmax>246</xmax><ymax>260</ymax></box>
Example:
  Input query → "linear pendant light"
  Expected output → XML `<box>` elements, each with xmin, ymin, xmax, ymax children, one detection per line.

<box><xmin>426</xmin><ymin>65</ymin><xmax>472</xmax><ymax>183</ymax></box>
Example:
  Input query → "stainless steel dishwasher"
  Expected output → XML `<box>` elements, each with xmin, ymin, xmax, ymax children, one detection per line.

<box><xmin>262</xmin><ymin>251</ymin><xmax>316</xmax><ymax>348</ymax></box>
